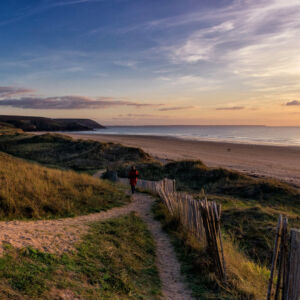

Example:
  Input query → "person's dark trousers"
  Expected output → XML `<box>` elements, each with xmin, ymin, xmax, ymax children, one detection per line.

<box><xmin>131</xmin><ymin>185</ymin><xmax>136</xmax><ymax>194</ymax></box>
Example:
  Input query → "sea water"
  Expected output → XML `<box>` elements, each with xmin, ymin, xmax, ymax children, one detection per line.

<box><xmin>74</xmin><ymin>126</ymin><xmax>300</xmax><ymax>146</ymax></box>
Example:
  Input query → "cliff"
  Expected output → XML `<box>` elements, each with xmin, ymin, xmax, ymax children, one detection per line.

<box><xmin>0</xmin><ymin>115</ymin><xmax>105</xmax><ymax>131</ymax></box>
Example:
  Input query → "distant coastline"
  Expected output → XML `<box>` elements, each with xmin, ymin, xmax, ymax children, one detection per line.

<box><xmin>0</xmin><ymin>115</ymin><xmax>104</xmax><ymax>132</ymax></box>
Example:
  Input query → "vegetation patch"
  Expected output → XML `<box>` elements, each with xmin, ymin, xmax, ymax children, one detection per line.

<box><xmin>0</xmin><ymin>133</ymin><xmax>154</xmax><ymax>172</ymax></box>
<box><xmin>152</xmin><ymin>200</ymin><xmax>269</xmax><ymax>300</ymax></box>
<box><xmin>0</xmin><ymin>213</ymin><xmax>161</xmax><ymax>299</ymax></box>
<box><xmin>120</xmin><ymin>160</ymin><xmax>300</xmax><ymax>266</ymax></box>
<box><xmin>0</xmin><ymin>122</ymin><xmax>23</xmax><ymax>136</ymax></box>
<box><xmin>119</xmin><ymin>160</ymin><xmax>299</xmax><ymax>207</ymax></box>
<box><xmin>0</xmin><ymin>152</ymin><xmax>129</xmax><ymax>220</ymax></box>
<box><xmin>193</xmin><ymin>193</ymin><xmax>300</xmax><ymax>266</ymax></box>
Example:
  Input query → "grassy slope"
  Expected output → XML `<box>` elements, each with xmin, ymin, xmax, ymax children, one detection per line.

<box><xmin>120</xmin><ymin>160</ymin><xmax>300</xmax><ymax>265</ymax></box>
<box><xmin>152</xmin><ymin>200</ymin><xmax>269</xmax><ymax>300</ymax></box>
<box><xmin>0</xmin><ymin>213</ymin><xmax>161</xmax><ymax>299</ymax></box>
<box><xmin>0</xmin><ymin>133</ymin><xmax>154</xmax><ymax>172</ymax></box>
<box><xmin>0</xmin><ymin>152</ymin><xmax>129</xmax><ymax>219</ymax></box>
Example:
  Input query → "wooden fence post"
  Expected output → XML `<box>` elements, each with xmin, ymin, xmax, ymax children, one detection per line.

<box><xmin>267</xmin><ymin>215</ymin><xmax>283</xmax><ymax>300</ymax></box>
<box><xmin>285</xmin><ymin>229</ymin><xmax>300</xmax><ymax>300</ymax></box>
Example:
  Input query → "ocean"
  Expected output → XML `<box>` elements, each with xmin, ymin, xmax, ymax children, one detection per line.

<box><xmin>75</xmin><ymin>125</ymin><xmax>300</xmax><ymax>146</ymax></box>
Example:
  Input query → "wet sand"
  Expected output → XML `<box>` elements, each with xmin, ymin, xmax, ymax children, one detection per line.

<box><xmin>67</xmin><ymin>133</ymin><xmax>300</xmax><ymax>187</ymax></box>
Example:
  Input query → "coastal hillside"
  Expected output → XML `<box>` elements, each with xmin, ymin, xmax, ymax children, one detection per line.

<box><xmin>0</xmin><ymin>115</ymin><xmax>105</xmax><ymax>131</ymax></box>
<box><xmin>0</xmin><ymin>133</ymin><xmax>153</xmax><ymax>171</ymax></box>
<box><xmin>1</xmin><ymin>130</ymin><xmax>299</xmax><ymax>298</ymax></box>
<box><xmin>0</xmin><ymin>122</ymin><xmax>23</xmax><ymax>135</ymax></box>
<box><xmin>0</xmin><ymin>152</ymin><xmax>129</xmax><ymax>219</ymax></box>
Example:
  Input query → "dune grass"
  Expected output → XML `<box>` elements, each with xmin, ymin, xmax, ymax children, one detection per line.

<box><xmin>0</xmin><ymin>122</ymin><xmax>23</xmax><ymax>136</ymax></box>
<box><xmin>152</xmin><ymin>199</ymin><xmax>269</xmax><ymax>299</ymax></box>
<box><xmin>195</xmin><ymin>193</ymin><xmax>300</xmax><ymax>266</ymax></box>
<box><xmin>0</xmin><ymin>213</ymin><xmax>161</xmax><ymax>299</ymax></box>
<box><xmin>0</xmin><ymin>133</ymin><xmax>154</xmax><ymax>172</ymax></box>
<box><xmin>119</xmin><ymin>160</ymin><xmax>299</xmax><ymax>207</ymax></box>
<box><xmin>0</xmin><ymin>152</ymin><xmax>130</xmax><ymax>220</ymax></box>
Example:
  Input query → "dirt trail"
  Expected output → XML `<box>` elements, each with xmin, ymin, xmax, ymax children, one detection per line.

<box><xmin>0</xmin><ymin>192</ymin><xmax>192</xmax><ymax>299</ymax></box>
<box><xmin>137</xmin><ymin>193</ymin><xmax>193</xmax><ymax>300</ymax></box>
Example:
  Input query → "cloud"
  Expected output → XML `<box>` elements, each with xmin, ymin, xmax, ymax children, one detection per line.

<box><xmin>113</xmin><ymin>60</ymin><xmax>138</xmax><ymax>68</ymax></box>
<box><xmin>216</xmin><ymin>106</ymin><xmax>245</xmax><ymax>111</ymax></box>
<box><xmin>157</xmin><ymin>0</ymin><xmax>300</xmax><ymax>93</ymax></box>
<box><xmin>159</xmin><ymin>106</ymin><xmax>195</xmax><ymax>111</ymax></box>
<box><xmin>117</xmin><ymin>113</ymin><xmax>157</xmax><ymax>118</ymax></box>
<box><xmin>286</xmin><ymin>100</ymin><xmax>300</xmax><ymax>106</ymax></box>
<box><xmin>0</xmin><ymin>0</ymin><xmax>104</xmax><ymax>27</ymax></box>
<box><xmin>0</xmin><ymin>95</ymin><xmax>159</xmax><ymax>110</ymax></box>
<box><xmin>0</xmin><ymin>86</ymin><xmax>35</xmax><ymax>98</ymax></box>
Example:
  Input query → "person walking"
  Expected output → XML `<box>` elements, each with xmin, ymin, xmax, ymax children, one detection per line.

<box><xmin>128</xmin><ymin>166</ymin><xmax>138</xmax><ymax>194</ymax></box>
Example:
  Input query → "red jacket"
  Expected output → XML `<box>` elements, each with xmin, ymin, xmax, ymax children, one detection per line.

<box><xmin>128</xmin><ymin>170</ymin><xmax>138</xmax><ymax>186</ymax></box>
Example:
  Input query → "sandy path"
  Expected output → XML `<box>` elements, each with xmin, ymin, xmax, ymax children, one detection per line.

<box><xmin>0</xmin><ymin>192</ymin><xmax>192</xmax><ymax>299</ymax></box>
<box><xmin>137</xmin><ymin>193</ymin><xmax>192</xmax><ymax>300</ymax></box>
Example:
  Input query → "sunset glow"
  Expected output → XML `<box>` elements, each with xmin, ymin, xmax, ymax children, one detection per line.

<box><xmin>1</xmin><ymin>0</ymin><xmax>300</xmax><ymax>125</ymax></box>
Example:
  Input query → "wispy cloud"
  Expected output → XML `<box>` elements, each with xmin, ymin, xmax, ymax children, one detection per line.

<box><xmin>0</xmin><ymin>0</ymin><xmax>105</xmax><ymax>27</ymax></box>
<box><xmin>157</xmin><ymin>0</ymin><xmax>300</xmax><ymax>93</ymax></box>
<box><xmin>216</xmin><ymin>106</ymin><xmax>244</xmax><ymax>111</ymax></box>
<box><xmin>0</xmin><ymin>96</ymin><xmax>160</xmax><ymax>110</ymax></box>
<box><xmin>113</xmin><ymin>60</ymin><xmax>138</xmax><ymax>68</ymax></box>
<box><xmin>0</xmin><ymin>86</ymin><xmax>160</xmax><ymax>109</ymax></box>
<box><xmin>159</xmin><ymin>106</ymin><xmax>195</xmax><ymax>111</ymax></box>
<box><xmin>0</xmin><ymin>86</ymin><xmax>35</xmax><ymax>98</ymax></box>
<box><xmin>118</xmin><ymin>113</ymin><xmax>157</xmax><ymax>118</ymax></box>
<box><xmin>286</xmin><ymin>100</ymin><xmax>300</xmax><ymax>106</ymax></box>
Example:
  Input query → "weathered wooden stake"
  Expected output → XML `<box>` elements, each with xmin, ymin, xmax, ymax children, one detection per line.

<box><xmin>284</xmin><ymin>229</ymin><xmax>300</xmax><ymax>300</ymax></box>
<box><xmin>268</xmin><ymin>215</ymin><xmax>283</xmax><ymax>300</ymax></box>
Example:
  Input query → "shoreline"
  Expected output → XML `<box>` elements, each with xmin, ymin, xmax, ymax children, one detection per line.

<box><xmin>69</xmin><ymin>132</ymin><xmax>300</xmax><ymax>149</ymax></box>
<box><xmin>67</xmin><ymin>133</ymin><xmax>300</xmax><ymax>188</ymax></box>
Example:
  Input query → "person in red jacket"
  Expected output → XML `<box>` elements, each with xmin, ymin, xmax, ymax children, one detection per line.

<box><xmin>128</xmin><ymin>166</ymin><xmax>139</xmax><ymax>194</ymax></box>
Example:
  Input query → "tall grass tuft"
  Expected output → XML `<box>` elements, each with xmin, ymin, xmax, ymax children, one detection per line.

<box><xmin>0</xmin><ymin>152</ymin><xmax>129</xmax><ymax>220</ymax></box>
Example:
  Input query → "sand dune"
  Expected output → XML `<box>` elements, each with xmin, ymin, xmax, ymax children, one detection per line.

<box><xmin>68</xmin><ymin>133</ymin><xmax>300</xmax><ymax>188</ymax></box>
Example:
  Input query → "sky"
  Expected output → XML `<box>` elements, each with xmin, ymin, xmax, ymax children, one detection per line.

<box><xmin>0</xmin><ymin>0</ymin><xmax>300</xmax><ymax>126</ymax></box>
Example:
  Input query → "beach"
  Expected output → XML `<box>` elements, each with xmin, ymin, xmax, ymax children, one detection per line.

<box><xmin>68</xmin><ymin>133</ymin><xmax>300</xmax><ymax>188</ymax></box>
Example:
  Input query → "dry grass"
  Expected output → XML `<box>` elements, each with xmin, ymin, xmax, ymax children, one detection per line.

<box><xmin>0</xmin><ymin>133</ymin><xmax>154</xmax><ymax>172</ymax></box>
<box><xmin>0</xmin><ymin>152</ymin><xmax>129</xmax><ymax>219</ymax></box>
<box><xmin>223</xmin><ymin>239</ymin><xmax>269</xmax><ymax>299</ymax></box>
<box><xmin>0</xmin><ymin>123</ymin><xmax>23</xmax><ymax>136</ymax></box>
<box><xmin>119</xmin><ymin>160</ymin><xmax>299</xmax><ymax>206</ymax></box>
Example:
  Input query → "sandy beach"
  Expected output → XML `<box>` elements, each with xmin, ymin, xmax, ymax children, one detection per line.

<box><xmin>67</xmin><ymin>133</ymin><xmax>300</xmax><ymax>188</ymax></box>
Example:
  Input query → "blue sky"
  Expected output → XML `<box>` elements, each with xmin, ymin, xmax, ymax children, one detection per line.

<box><xmin>0</xmin><ymin>0</ymin><xmax>300</xmax><ymax>125</ymax></box>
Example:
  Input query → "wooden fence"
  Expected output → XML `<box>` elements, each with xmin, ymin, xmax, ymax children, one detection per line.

<box><xmin>267</xmin><ymin>215</ymin><xmax>300</xmax><ymax>300</ymax></box>
<box><xmin>118</xmin><ymin>177</ymin><xmax>227</xmax><ymax>281</ymax></box>
<box><xmin>117</xmin><ymin>177</ymin><xmax>176</xmax><ymax>194</ymax></box>
<box><xmin>118</xmin><ymin>176</ymin><xmax>300</xmax><ymax>294</ymax></box>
